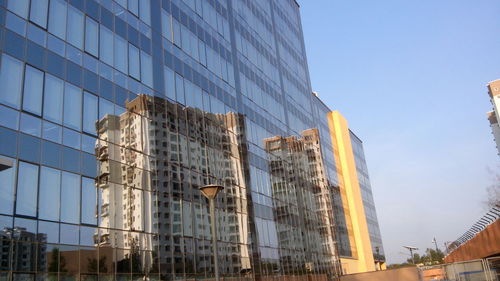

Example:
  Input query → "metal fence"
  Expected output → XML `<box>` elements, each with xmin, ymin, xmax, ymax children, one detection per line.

<box><xmin>446</xmin><ymin>207</ymin><xmax>500</xmax><ymax>255</ymax></box>
<box><xmin>420</xmin><ymin>258</ymin><xmax>500</xmax><ymax>281</ymax></box>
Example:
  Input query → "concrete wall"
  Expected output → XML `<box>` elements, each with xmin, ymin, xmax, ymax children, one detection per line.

<box><xmin>444</xmin><ymin>220</ymin><xmax>500</xmax><ymax>263</ymax></box>
<box><xmin>339</xmin><ymin>267</ymin><xmax>421</xmax><ymax>281</ymax></box>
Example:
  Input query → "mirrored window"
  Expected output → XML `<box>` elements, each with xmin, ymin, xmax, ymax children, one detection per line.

<box><xmin>15</xmin><ymin>161</ymin><xmax>39</xmax><ymax>217</ymax></box>
<box><xmin>85</xmin><ymin>17</ymin><xmax>99</xmax><ymax>57</ymax></box>
<box><xmin>0</xmin><ymin>157</ymin><xmax>16</xmax><ymax>215</ymax></box>
<box><xmin>38</xmin><ymin>221</ymin><xmax>59</xmax><ymax>243</ymax></box>
<box><xmin>43</xmin><ymin>74</ymin><xmax>64</xmax><ymax>124</ymax></box>
<box><xmin>139</xmin><ymin>0</ymin><xmax>151</xmax><ymax>25</ymax></box>
<box><xmin>140</xmin><ymin>51</ymin><xmax>153</xmax><ymax>87</ymax></box>
<box><xmin>79</xmin><ymin>226</ymin><xmax>96</xmax><ymax>246</ymax></box>
<box><xmin>60</xmin><ymin>224</ymin><xmax>79</xmax><ymax>245</ymax></box>
<box><xmin>82</xmin><ymin>135</ymin><xmax>97</xmax><ymax>154</ymax></box>
<box><xmin>20</xmin><ymin>113</ymin><xmax>42</xmax><ymax>137</ymax></box>
<box><xmin>175</xmin><ymin>73</ymin><xmax>185</xmax><ymax>105</ymax></box>
<box><xmin>42</xmin><ymin>121</ymin><xmax>62</xmax><ymax>143</ymax></box>
<box><xmin>0</xmin><ymin>127</ymin><xmax>18</xmax><ymax>158</ymax></box>
<box><xmin>23</xmin><ymin>65</ymin><xmax>44</xmax><ymax>115</ymax></box>
<box><xmin>0</xmin><ymin>215</ymin><xmax>13</xmax><ymax>239</ymax></box>
<box><xmin>61</xmin><ymin>172</ymin><xmax>80</xmax><ymax>223</ymax></box>
<box><xmin>81</xmin><ymin>177</ymin><xmax>97</xmax><ymax>225</ymax></box>
<box><xmin>114</xmin><ymin>36</ymin><xmax>128</xmax><ymax>74</ymax></box>
<box><xmin>29</xmin><ymin>0</ymin><xmax>49</xmax><ymax>28</ymax></box>
<box><xmin>41</xmin><ymin>140</ymin><xmax>61</xmax><ymax>169</ymax></box>
<box><xmin>164</xmin><ymin>66</ymin><xmax>175</xmax><ymax>100</ymax></box>
<box><xmin>39</xmin><ymin>166</ymin><xmax>61</xmax><ymax>221</ymax></box>
<box><xmin>67</xmin><ymin>6</ymin><xmax>84</xmax><ymax>49</ymax></box>
<box><xmin>128</xmin><ymin>44</ymin><xmax>140</xmax><ymax>80</ymax></box>
<box><xmin>0</xmin><ymin>105</ymin><xmax>20</xmax><ymax>130</ymax></box>
<box><xmin>7</xmin><ymin>0</ymin><xmax>29</xmax><ymax>19</ymax></box>
<box><xmin>83</xmin><ymin>92</ymin><xmax>98</xmax><ymax>134</ymax></box>
<box><xmin>0</xmin><ymin>54</ymin><xmax>24</xmax><ymax>109</ymax></box>
<box><xmin>63</xmin><ymin>83</ymin><xmax>82</xmax><ymax>131</ymax></box>
<box><xmin>100</xmin><ymin>26</ymin><xmax>114</xmax><ymax>66</ymax></box>
<box><xmin>63</xmin><ymin>128</ymin><xmax>81</xmax><ymax>150</ymax></box>
<box><xmin>48</xmin><ymin>0</ymin><xmax>67</xmax><ymax>40</ymax></box>
<box><xmin>99</xmin><ymin>98</ymin><xmax>114</xmax><ymax>120</ymax></box>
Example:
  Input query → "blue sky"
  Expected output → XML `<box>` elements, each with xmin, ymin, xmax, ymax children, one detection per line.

<box><xmin>300</xmin><ymin>0</ymin><xmax>500</xmax><ymax>264</ymax></box>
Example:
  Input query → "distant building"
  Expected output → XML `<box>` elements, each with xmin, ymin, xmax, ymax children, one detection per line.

<box><xmin>327</xmin><ymin>111</ymin><xmax>386</xmax><ymax>274</ymax></box>
<box><xmin>487</xmin><ymin>80</ymin><xmax>500</xmax><ymax>156</ymax></box>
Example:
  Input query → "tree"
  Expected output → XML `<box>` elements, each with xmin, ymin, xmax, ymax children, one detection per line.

<box><xmin>485</xmin><ymin>167</ymin><xmax>500</xmax><ymax>209</ymax></box>
<box><xmin>405</xmin><ymin>248</ymin><xmax>444</xmax><ymax>265</ymax></box>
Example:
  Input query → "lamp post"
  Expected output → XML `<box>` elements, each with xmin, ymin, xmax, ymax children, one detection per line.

<box><xmin>403</xmin><ymin>246</ymin><xmax>418</xmax><ymax>265</ymax></box>
<box><xmin>200</xmin><ymin>184</ymin><xmax>224</xmax><ymax>281</ymax></box>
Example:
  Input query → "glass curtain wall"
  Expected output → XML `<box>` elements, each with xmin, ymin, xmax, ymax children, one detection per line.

<box><xmin>0</xmin><ymin>0</ymin><xmax>345</xmax><ymax>280</ymax></box>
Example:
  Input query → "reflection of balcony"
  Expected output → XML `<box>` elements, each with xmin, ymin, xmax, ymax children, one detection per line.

<box><xmin>95</xmin><ymin>143</ymin><xmax>108</xmax><ymax>157</ymax></box>
<box><xmin>101</xmin><ymin>204</ymin><xmax>109</xmax><ymax>217</ymax></box>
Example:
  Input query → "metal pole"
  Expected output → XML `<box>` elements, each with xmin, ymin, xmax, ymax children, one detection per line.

<box><xmin>410</xmin><ymin>248</ymin><xmax>415</xmax><ymax>264</ymax></box>
<box><xmin>210</xmin><ymin>198</ymin><xmax>220</xmax><ymax>281</ymax></box>
<box><xmin>433</xmin><ymin>238</ymin><xmax>439</xmax><ymax>252</ymax></box>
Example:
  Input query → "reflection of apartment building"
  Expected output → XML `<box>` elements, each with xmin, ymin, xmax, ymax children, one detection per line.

<box><xmin>328</xmin><ymin>111</ymin><xmax>386</xmax><ymax>274</ymax></box>
<box><xmin>264</xmin><ymin>129</ymin><xmax>340</xmax><ymax>276</ymax></box>
<box><xmin>487</xmin><ymin>80</ymin><xmax>500</xmax><ymax>156</ymax></box>
<box><xmin>0</xmin><ymin>227</ymin><xmax>47</xmax><ymax>272</ymax></box>
<box><xmin>95</xmin><ymin>95</ymin><xmax>252</xmax><ymax>277</ymax></box>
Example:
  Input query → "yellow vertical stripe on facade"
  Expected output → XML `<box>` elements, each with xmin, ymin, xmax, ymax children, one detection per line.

<box><xmin>327</xmin><ymin>111</ymin><xmax>376</xmax><ymax>274</ymax></box>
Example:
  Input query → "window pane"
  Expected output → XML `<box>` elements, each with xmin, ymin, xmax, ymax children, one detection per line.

<box><xmin>16</xmin><ymin>162</ymin><xmax>39</xmax><ymax>217</ymax></box>
<box><xmin>42</xmin><ymin>121</ymin><xmax>62</xmax><ymax>143</ymax></box>
<box><xmin>175</xmin><ymin>73</ymin><xmax>185</xmax><ymax>105</ymax></box>
<box><xmin>63</xmin><ymin>83</ymin><xmax>82</xmax><ymax>130</ymax></box>
<box><xmin>81</xmin><ymin>177</ymin><xmax>96</xmax><ymax>225</ymax></box>
<box><xmin>140</xmin><ymin>51</ymin><xmax>152</xmax><ymax>87</ymax></box>
<box><xmin>128</xmin><ymin>44</ymin><xmax>140</xmax><ymax>80</ymax></box>
<box><xmin>164</xmin><ymin>67</ymin><xmax>175</xmax><ymax>100</ymax></box>
<box><xmin>100</xmin><ymin>26</ymin><xmax>113</xmax><ymax>66</ymax></box>
<box><xmin>83</xmin><ymin>92</ymin><xmax>98</xmax><ymax>134</ymax></box>
<box><xmin>82</xmin><ymin>135</ymin><xmax>96</xmax><ymax>154</ymax></box>
<box><xmin>0</xmin><ymin>54</ymin><xmax>24</xmax><ymax>109</ymax></box>
<box><xmin>43</xmin><ymin>74</ymin><xmax>64</xmax><ymax>124</ymax></box>
<box><xmin>60</xmin><ymin>224</ymin><xmax>79</xmax><ymax>245</ymax></box>
<box><xmin>67</xmin><ymin>6</ymin><xmax>84</xmax><ymax>49</ymax></box>
<box><xmin>62</xmin><ymin>128</ymin><xmax>81</xmax><ymax>149</ymax></box>
<box><xmin>172</xmin><ymin>19</ymin><xmax>181</xmax><ymax>46</ymax></box>
<box><xmin>129</xmin><ymin>0</ymin><xmax>139</xmax><ymax>16</ymax></box>
<box><xmin>7</xmin><ymin>0</ymin><xmax>29</xmax><ymax>19</ymax></box>
<box><xmin>161</xmin><ymin>11</ymin><xmax>172</xmax><ymax>41</ymax></box>
<box><xmin>20</xmin><ymin>113</ymin><xmax>42</xmax><ymax>137</ymax></box>
<box><xmin>0</xmin><ymin>157</ymin><xmax>16</xmax><ymax>215</ymax></box>
<box><xmin>85</xmin><ymin>17</ymin><xmax>99</xmax><ymax>57</ymax></box>
<box><xmin>30</xmin><ymin>0</ymin><xmax>49</xmax><ymax>28</ymax></box>
<box><xmin>48</xmin><ymin>0</ymin><xmax>67</xmax><ymax>40</ymax></box>
<box><xmin>39</xmin><ymin>166</ymin><xmax>61</xmax><ymax>221</ymax></box>
<box><xmin>114</xmin><ymin>36</ymin><xmax>128</xmax><ymax>74</ymax></box>
<box><xmin>98</xmin><ymin>98</ymin><xmax>114</xmax><ymax>120</ymax></box>
<box><xmin>38</xmin><ymin>221</ymin><xmax>59</xmax><ymax>243</ymax></box>
<box><xmin>139</xmin><ymin>0</ymin><xmax>151</xmax><ymax>25</ymax></box>
<box><xmin>61</xmin><ymin>172</ymin><xmax>80</xmax><ymax>223</ymax></box>
<box><xmin>23</xmin><ymin>66</ymin><xmax>44</xmax><ymax>115</ymax></box>
<box><xmin>181</xmin><ymin>26</ymin><xmax>190</xmax><ymax>53</ymax></box>
<box><xmin>0</xmin><ymin>105</ymin><xmax>20</xmax><ymax>130</ymax></box>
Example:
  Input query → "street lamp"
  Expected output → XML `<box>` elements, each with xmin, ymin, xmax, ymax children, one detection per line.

<box><xmin>403</xmin><ymin>246</ymin><xmax>418</xmax><ymax>265</ymax></box>
<box><xmin>200</xmin><ymin>184</ymin><xmax>224</xmax><ymax>281</ymax></box>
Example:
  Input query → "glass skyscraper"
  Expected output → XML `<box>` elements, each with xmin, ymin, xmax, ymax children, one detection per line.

<box><xmin>0</xmin><ymin>0</ymin><xmax>384</xmax><ymax>280</ymax></box>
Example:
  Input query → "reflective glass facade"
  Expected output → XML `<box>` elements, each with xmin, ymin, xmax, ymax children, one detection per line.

<box><xmin>349</xmin><ymin>133</ymin><xmax>385</xmax><ymax>263</ymax></box>
<box><xmin>0</xmin><ymin>0</ymin><xmax>365</xmax><ymax>280</ymax></box>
